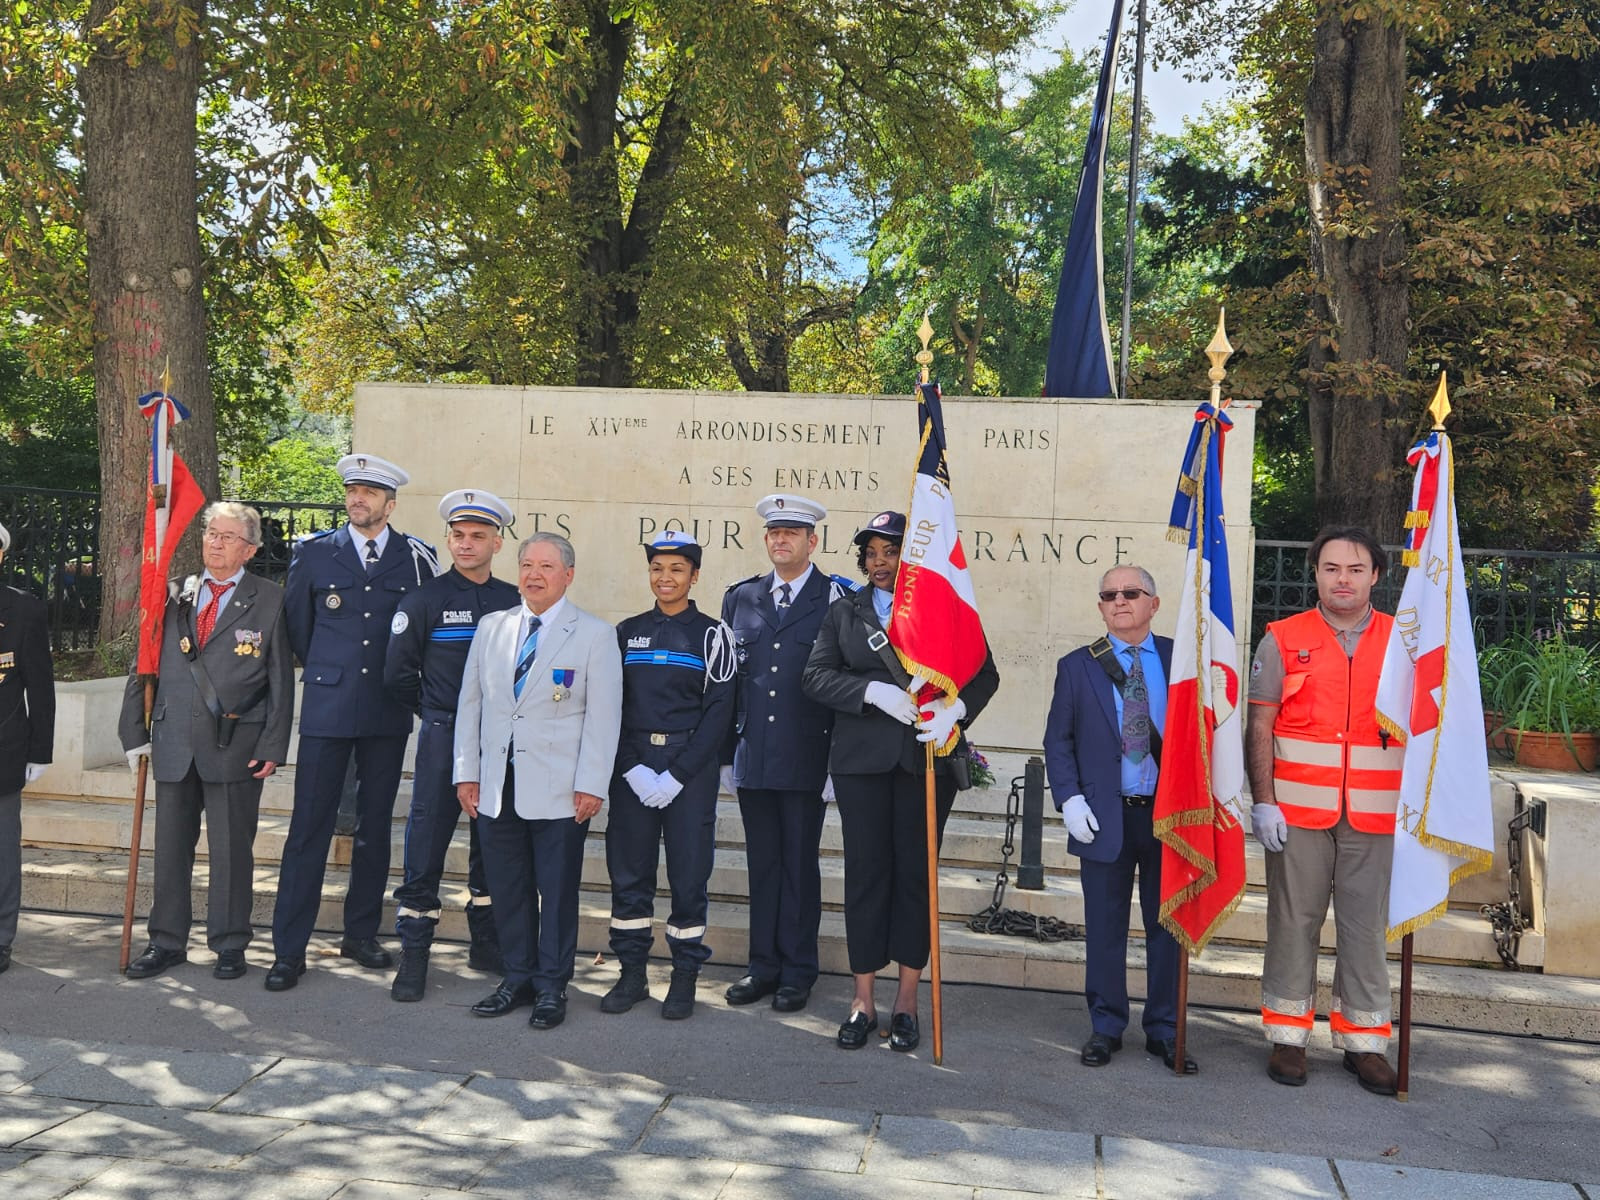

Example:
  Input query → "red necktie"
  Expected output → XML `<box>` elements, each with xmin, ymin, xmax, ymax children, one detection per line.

<box><xmin>196</xmin><ymin>580</ymin><xmax>235</xmax><ymax>649</ymax></box>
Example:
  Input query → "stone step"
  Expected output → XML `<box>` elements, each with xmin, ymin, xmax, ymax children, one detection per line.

<box><xmin>19</xmin><ymin>796</ymin><xmax>1537</xmax><ymax>968</ymax></box>
<box><xmin>18</xmin><ymin>846</ymin><xmax>1592</xmax><ymax>1042</ymax></box>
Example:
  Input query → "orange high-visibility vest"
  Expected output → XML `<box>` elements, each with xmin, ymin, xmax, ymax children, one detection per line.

<box><xmin>1268</xmin><ymin>608</ymin><xmax>1405</xmax><ymax>834</ymax></box>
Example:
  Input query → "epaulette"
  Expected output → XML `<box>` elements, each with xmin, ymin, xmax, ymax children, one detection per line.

<box><xmin>828</xmin><ymin>573</ymin><xmax>861</xmax><ymax>600</ymax></box>
<box><xmin>725</xmin><ymin>573</ymin><xmax>764</xmax><ymax>592</ymax></box>
<box><xmin>301</xmin><ymin>527</ymin><xmax>338</xmax><ymax>543</ymax></box>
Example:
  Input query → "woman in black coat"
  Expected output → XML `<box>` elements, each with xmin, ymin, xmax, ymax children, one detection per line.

<box><xmin>801</xmin><ymin>511</ymin><xmax>999</xmax><ymax>1052</ymax></box>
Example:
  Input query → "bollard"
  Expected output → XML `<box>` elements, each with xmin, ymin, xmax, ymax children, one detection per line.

<box><xmin>1017</xmin><ymin>755</ymin><xmax>1045</xmax><ymax>890</ymax></box>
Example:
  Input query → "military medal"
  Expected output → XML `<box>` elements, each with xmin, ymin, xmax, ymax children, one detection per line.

<box><xmin>325</xmin><ymin>593</ymin><xmax>342</xmax><ymax>610</ymax></box>
<box><xmin>179</xmin><ymin>636</ymin><xmax>192</xmax><ymax>654</ymax></box>
<box><xmin>552</xmin><ymin>667</ymin><xmax>575</xmax><ymax>701</ymax></box>
<box><xmin>235</xmin><ymin>629</ymin><xmax>263</xmax><ymax>657</ymax></box>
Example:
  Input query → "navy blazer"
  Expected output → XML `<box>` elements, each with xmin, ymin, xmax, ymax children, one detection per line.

<box><xmin>285</xmin><ymin>525</ymin><xmax>436</xmax><ymax>739</ymax></box>
<box><xmin>1041</xmin><ymin>635</ymin><xmax>1173</xmax><ymax>864</ymax></box>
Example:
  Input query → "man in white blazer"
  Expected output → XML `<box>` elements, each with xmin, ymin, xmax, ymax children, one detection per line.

<box><xmin>454</xmin><ymin>532</ymin><xmax>622</xmax><ymax>1029</ymax></box>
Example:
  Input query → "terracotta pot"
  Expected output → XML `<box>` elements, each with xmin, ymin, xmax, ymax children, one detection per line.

<box><xmin>1503</xmin><ymin>728</ymin><xmax>1599</xmax><ymax>772</ymax></box>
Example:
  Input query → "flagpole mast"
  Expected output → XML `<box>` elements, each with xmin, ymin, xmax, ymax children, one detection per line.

<box><xmin>913</xmin><ymin>316</ymin><xmax>948</xmax><ymax>1066</ymax></box>
<box><xmin>1117</xmin><ymin>0</ymin><xmax>1148</xmax><ymax>398</ymax></box>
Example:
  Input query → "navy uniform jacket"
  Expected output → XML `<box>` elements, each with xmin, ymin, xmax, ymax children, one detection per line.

<box><xmin>720</xmin><ymin>569</ymin><xmax>849</xmax><ymax>792</ymax></box>
<box><xmin>615</xmin><ymin>602</ymin><xmax>736</xmax><ymax>782</ymax></box>
<box><xmin>383</xmin><ymin>567</ymin><xmax>519</xmax><ymax>719</ymax></box>
<box><xmin>285</xmin><ymin>525</ymin><xmax>438</xmax><ymax>738</ymax></box>
<box><xmin>0</xmin><ymin>584</ymin><xmax>54</xmax><ymax>795</ymax></box>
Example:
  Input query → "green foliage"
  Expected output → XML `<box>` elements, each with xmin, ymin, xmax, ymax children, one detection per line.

<box><xmin>1479</xmin><ymin>632</ymin><xmax>1600</xmax><ymax>737</ymax></box>
<box><xmin>0</xmin><ymin>333</ymin><xmax>98</xmax><ymax>491</ymax></box>
<box><xmin>233</xmin><ymin>429</ymin><xmax>345</xmax><ymax>506</ymax></box>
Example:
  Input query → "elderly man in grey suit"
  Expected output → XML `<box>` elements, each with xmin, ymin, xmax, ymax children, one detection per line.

<box><xmin>455</xmin><ymin>532</ymin><xmax>622</xmax><ymax>1030</ymax></box>
<box><xmin>120</xmin><ymin>502</ymin><xmax>295</xmax><ymax>980</ymax></box>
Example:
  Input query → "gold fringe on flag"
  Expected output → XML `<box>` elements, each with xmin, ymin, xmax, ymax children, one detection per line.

<box><xmin>1403</xmin><ymin>509</ymin><xmax>1429</xmax><ymax>530</ymax></box>
<box><xmin>1166</xmin><ymin>526</ymin><xmax>1188</xmax><ymax>543</ymax></box>
<box><xmin>1401</xmin><ymin>549</ymin><xmax>1421</xmax><ymax>567</ymax></box>
<box><xmin>1177</xmin><ymin>474</ymin><xmax>1198</xmax><ymax>497</ymax></box>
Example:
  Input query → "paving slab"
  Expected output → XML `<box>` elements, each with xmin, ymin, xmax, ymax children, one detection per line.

<box><xmin>866</xmin><ymin>1114</ymin><xmax>1095</xmax><ymax>1195</ymax></box>
<box><xmin>1334</xmin><ymin>1160</ymin><xmax>1583</xmax><ymax>1199</ymax></box>
<box><xmin>17</xmin><ymin>1103</ymin><xmax>298</xmax><ymax>1167</ymax></box>
<box><xmin>723</xmin><ymin>1161</ymin><xmax>991</xmax><ymax>1199</ymax></box>
<box><xmin>0</xmin><ymin>1037</ymin><xmax>87</xmax><ymax>1094</ymax></box>
<box><xmin>67</xmin><ymin>1160</ymin><xmax>345</xmax><ymax>1200</ymax></box>
<box><xmin>21</xmin><ymin>1045</ymin><xmax>276</xmax><ymax>1108</ymax></box>
<box><xmin>0</xmin><ymin>1095</ymin><xmax>94</xmax><ymax>1147</ymax></box>
<box><xmin>640</xmin><ymin>1094</ymin><xmax>873</xmax><ymax>1173</ymax></box>
<box><xmin>215</xmin><ymin>1057</ymin><xmax>468</xmax><ymax>1128</ymax></box>
<box><xmin>336</xmin><ymin>1183</ymin><xmax>500</xmax><ymax>1200</ymax></box>
<box><xmin>466</xmin><ymin>1143</ymin><xmax>736</xmax><ymax>1200</ymax></box>
<box><xmin>1102</xmin><ymin>1136</ymin><xmax>1341</xmax><ymax>1200</ymax></box>
<box><xmin>242</xmin><ymin>1122</ymin><xmax>508</xmax><ymax>1189</ymax></box>
<box><xmin>0</xmin><ymin>1150</ymin><xmax>117</xmax><ymax>1200</ymax></box>
<box><xmin>416</xmin><ymin>1074</ymin><xmax>663</xmax><ymax>1148</ymax></box>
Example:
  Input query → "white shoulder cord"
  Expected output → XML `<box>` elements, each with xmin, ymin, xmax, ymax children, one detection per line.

<box><xmin>704</xmin><ymin>621</ymin><xmax>737</xmax><ymax>689</ymax></box>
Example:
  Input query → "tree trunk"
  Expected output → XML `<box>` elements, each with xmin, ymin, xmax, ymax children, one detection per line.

<box><xmin>1303</xmin><ymin>8</ymin><xmax>1411</xmax><ymax>544</ymax></box>
<box><xmin>81</xmin><ymin>0</ymin><xmax>218</xmax><ymax>647</ymax></box>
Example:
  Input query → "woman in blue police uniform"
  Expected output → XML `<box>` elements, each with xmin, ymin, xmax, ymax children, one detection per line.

<box><xmin>600</xmin><ymin>531</ymin><xmax>736</xmax><ymax>1020</ymax></box>
<box><xmin>383</xmin><ymin>488</ymin><xmax>520</xmax><ymax>1001</ymax></box>
<box><xmin>803</xmin><ymin>511</ymin><xmax>1000</xmax><ymax>1052</ymax></box>
<box><xmin>267</xmin><ymin>453</ymin><xmax>439</xmax><ymax>991</ymax></box>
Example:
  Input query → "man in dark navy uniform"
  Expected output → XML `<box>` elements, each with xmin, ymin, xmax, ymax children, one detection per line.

<box><xmin>384</xmin><ymin>488</ymin><xmax>519</xmax><ymax>1002</ymax></box>
<box><xmin>720</xmin><ymin>494</ymin><xmax>851</xmax><ymax>1013</ymax></box>
<box><xmin>0</xmin><ymin>520</ymin><xmax>54</xmax><ymax>977</ymax></box>
<box><xmin>601</xmin><ymin>531</ymin><xmax>736</xmax><ymax>1020</ymax></box>
<box><xmin>267</xmin><ymin>453</ymin><xmax>440</xmax><ymax>990</ymax></box>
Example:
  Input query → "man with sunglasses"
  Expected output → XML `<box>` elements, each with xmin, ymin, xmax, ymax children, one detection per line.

<box><xmin>1043</xmin><ymin>565</ymin><xmax>1195</xmax><ymax>1073</ymax></box>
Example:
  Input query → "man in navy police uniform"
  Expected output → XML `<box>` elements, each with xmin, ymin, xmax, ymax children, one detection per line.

<box><xmin>267</xmin><ymin>452</ymin><xmax>440</xmax><ymax>991</ymax></box>
<box><xmin>720</xmin><ymin>493</ymin><xmax>854</xmax><ymax>1013</ymax></box>
<box><xmin>384</xmin><ymin>488</ymin><xmax>520</xmax><ymax>1002</ymax></box>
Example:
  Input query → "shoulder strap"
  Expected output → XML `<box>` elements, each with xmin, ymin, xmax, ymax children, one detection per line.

<box><xmin>852</xmin><ymin>597</ymin><xmax>912</xmax><ymax>687</ymax></box>
<box><xmin>1088</xmin><ymin>636</ymin><xmax>1126</xmax><ymax>689</ymax></box>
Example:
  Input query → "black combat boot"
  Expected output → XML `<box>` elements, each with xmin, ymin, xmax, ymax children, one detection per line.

<box><xmin>661</xmin><ymin>966</ymin><xmax>698</xmax><ymax>1020</ymax></box>
<box><xmin>390</xmin><ymin>946</ymin><xmax>430</xmax><ymax>1002</ymax></box>
<box><xmin>600</xmin><ymin>963</ymin><xmax>650</xmax><ymax>1014</ymax></box>
<box><xmin>465</xmin><ymin>902</ymin><xmax>504</xmax><ymax>974</ymax></box>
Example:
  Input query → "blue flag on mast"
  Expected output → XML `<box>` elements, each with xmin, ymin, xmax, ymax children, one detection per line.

<box><xmin>1043</xmin><ymin>0</ymin><xmax>1125</xmax><ymax>398</ymax></box>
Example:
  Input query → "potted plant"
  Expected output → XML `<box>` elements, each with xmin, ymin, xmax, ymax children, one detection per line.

<box><xmin>1479</xmin><ymin>632</ymin><xmax>1600</xmax><ymax>771</ymax></box>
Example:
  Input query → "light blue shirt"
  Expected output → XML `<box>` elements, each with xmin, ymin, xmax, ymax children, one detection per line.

<box><xmin>1107</xmin><ymin>632</ymin><xmax>1166</xmax><ymax>797</ymax></box>
<box><xmin>871</xmin><ymin>585</ymin><xmax>894</xmax><ymax>627</ymax></box>
<box><xmin>198</xmin><ymin>568</ymin><xmax>245</xmax><ymax>621</ymax></box>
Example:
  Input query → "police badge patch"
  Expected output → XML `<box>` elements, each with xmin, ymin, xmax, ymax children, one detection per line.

<box><xmin>326</xmin><ymin>593</ymin><xmax>342</xmax><ymax>610</ymax></box>
<box><xmin>391</xmin><ymin>611</ymin><xmax>409</xmax><ymax>635</ymax></box>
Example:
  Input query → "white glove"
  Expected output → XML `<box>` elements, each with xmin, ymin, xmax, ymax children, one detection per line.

<box><xmin>917</xmin><ymin>697</ymin><xmax>967</xmax><ymax>744</ymax></box>
<box><xmin>1252</xmin><ymin>803</ymin><xmax>1288</xmax><ymax>853</ymax></box>
<box><xmin>24</xmin><ymin>763</ymin><xmax>47</xmax><ymax>784</ymax></box>
<box><xmin>1060</xmin><ymin>794</ymin><xmax>1099</xmax><ymax>844</ymax></box>
<box><xmin>651</xmin><ymin>771</ymin><xmax>684</xmax><ymax>806</ymax></box>
<box><xmin>126</xmin><ymin>744</ymin><xmax>152</xmax><ymax>778</ymax></box>
<box><xmin>623</xmin><ymin>764</ymin><xmax>657</xmax><ymax>801</ymax></box>
<box><xmin>720</xmin><ymin>765</ymin><xmax>737</xmax><ymax>795</ymax></box>
<box><xmin>822</xmin><ymin>775</ymin><xmax>836</xmax><ymax>804</ymax></box>
<box><xmin>864</xmin><ymin>680</ymin><xmax>918</xmax><ymax>725</ymax></box>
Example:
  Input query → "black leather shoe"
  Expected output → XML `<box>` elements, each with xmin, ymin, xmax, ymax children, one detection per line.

<box><xmin>888</xmin><ymin>1012</ymin><xmax>920</xmax><ymax>1052</ymax></box>
<box><xmin>772</xmin><ymin>986</ymin><xmax>810</xmax><ymax>1013</ymax></box>
<box><xmin>0</xmin><ymin>945</ymin><xmax>11</xmax><ymax>974</ymax></box>
<box><xmin>339</xmin><ymin>937</ymin><xmax>393</xmax><ymax>969</ymax></box>
<box><xmin>126</xmin><ymin>944</ymin><xmax>187</xmax><ymax>979</ymax></box>
<box><xmin>1146</xmin><ymin>1035</ymin><xmax>1199</xmax><ymax>1075</ymax></box>
<box><xmin>213</xmin><ymin>949</ymin><xmax>248</xmax><ymax>980</ymax></box>
<box><xmin>724</xmin><ymin>974</ymin><xmax>778</xmax><ymax>1006</ymax></box>
<box><xmin>1080</xmin><ymin>1032</ymin><xmax>1123</xmax><ymax>1067</ymax></box>
<box><xmin>471</xmin><ymin>980</ymin><xmax>536</xmax><ymax>1017</ymax></box>
<box><xmin>528</xmin><ymin>990</ymin><xmax>568</xmax><ymax>1029</ymax></box>
<box><xmin>264</xmin><ymin>958</ymin><xmax>306</xmax><ymax>991</ymax></box>
<box><xmin>836</xmin><ymin>1010</ymin><xmax>878</xmax><ymax>1049</ymax></box>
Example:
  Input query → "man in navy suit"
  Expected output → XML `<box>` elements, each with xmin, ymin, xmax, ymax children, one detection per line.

<box><xmin>267</xmin><ymin>453</ymin><xmax>439</xmax><ymax>991</ymax></box>
<box><xmin>1043</xmin><ymin>565</ymin><xmax>1196</xmax><ymax>1074</ymax></box>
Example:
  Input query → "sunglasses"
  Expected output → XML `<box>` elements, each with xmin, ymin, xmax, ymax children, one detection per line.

<box><xmin>1098</xmin><ymin>588</ymin><xmax>1150</xmax><ymax>602</ymax></box>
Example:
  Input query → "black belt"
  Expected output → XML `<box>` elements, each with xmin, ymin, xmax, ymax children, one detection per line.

<box><xmin>631</xmin><ymin>730</ymin><xmax>692</xmax><ymax>747</ymax></box>
<box><xmin>1122</xmin><ymin>794</ymin><xmax>1155</xmax><ymax>808</ymax></box>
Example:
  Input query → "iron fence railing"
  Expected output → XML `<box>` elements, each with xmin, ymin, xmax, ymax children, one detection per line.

<box><xmin>1253</xmin><ymin>540</ymin><xmax>1600</xmax><ymax>648</ymax></box>
<box><xmin>0</xmin><ymin>486</ymin><xmax>343</xmax><ymax>651</ymax></box>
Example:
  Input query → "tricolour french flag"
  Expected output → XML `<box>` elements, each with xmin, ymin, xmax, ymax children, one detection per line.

<box><xmin>1152</xmin><ymin>400</ymin><xmax>1247</xmax><ymax>953</ymax></box>
<box><xmin>890</xmin><ymin>382</ymin><xmax>988</xmax><ymax>740</ymax></box>
<box><xmin>135</xmin><ymin>389</ymin><xmax>206</xmax><ymax>674</ymax></box>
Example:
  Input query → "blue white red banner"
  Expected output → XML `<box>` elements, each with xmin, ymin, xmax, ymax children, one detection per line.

<box><xmin>136</xmin><ymin>389</ymin><xmax>206</xmax><ymax>674</ymax></box>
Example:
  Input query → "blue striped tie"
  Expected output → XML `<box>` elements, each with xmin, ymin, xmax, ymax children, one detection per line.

<box><xmin>513</xmin><ymin>616</ymin><xmax>541</xmax><ymax>699</ymax></box>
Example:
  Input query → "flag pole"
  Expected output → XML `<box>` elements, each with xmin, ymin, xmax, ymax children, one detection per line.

<box><xmin>914</xmin><ymin>317</ymin><xmax>946</xmax><ymax>1066</ymax></box>
<box><xmin>120</xmin><ymin>679</ymin><xmax>154</xmax><ymax>972</ymax></box>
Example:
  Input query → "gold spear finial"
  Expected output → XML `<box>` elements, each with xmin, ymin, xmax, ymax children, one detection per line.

<box><xmin>1427</xmin><ymin>371</ymin><xmax>1451</xmax><ymax>430</ymax></box>
<box><xmin>1205</xmin><ymin>308</ymin><xmax>1232</xmax><ymax>405</ymax></box>
<box><xmin>915</xmin><ymin>311</ymin><xmax>935</xmax><ymax>384</ymax></box>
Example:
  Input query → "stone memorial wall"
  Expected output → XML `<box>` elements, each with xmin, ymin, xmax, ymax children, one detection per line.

<box><xmin>354</xmin><ymin>384</ymin><xmax>1257</xmax><ymax>748</ymax></box>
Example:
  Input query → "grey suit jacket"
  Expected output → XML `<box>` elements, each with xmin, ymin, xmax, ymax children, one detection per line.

<box><xmin>453</xmin><ymin>600</ymin><xmax>623</xmax><ymax>820</ymax></box>
<box><xmin>119</xmin><ymin>574</ymin><xmax>296</xmax><ymax>783</ymax></box>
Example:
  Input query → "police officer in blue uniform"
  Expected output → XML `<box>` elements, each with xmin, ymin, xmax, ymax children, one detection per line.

<box><xmin>720</xmin><ymin>494</ymin><xmax>853</xmax><ymax>1013</ymax></box>
<box><xmin>267</xmin><ymin>453</ymin><xmax>440</xmax><ymax>991</ymax></box>
<box><xmin>600</xmin><ymin>531</ymin><xmax>736</xmax><ymax>1021</ymax></box>
<box><xmin>384</xmin><ymin>488</ymin><xmax>519</xmax><ymax>1002</ymax></box>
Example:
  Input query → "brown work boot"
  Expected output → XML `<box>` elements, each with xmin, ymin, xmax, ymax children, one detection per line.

<box><xmin>1343</xmin><ymin>1051</ymin><xmax>1398</xmax><ymax>1096</ymax></box>
<box><xmin>1267</xmin><ymin>1043</ymin><xmax>1308</xmax><ymax>1086</ymax></box>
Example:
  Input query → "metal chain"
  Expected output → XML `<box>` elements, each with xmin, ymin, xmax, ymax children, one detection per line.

<box><xmin>968</xmin><ymin>774</ymin><xmax>1081</xmax><ymax>943</ymax></box>
<box><xmin>1480</xmin><ymin>796</ymin><xmax>1543</xmax><ymax>969</ymax></box>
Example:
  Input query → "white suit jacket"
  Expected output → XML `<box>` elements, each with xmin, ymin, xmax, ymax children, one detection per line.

<box><xmin>453</xmin><ymin>600</ymin><xmax>623</xmax><ymax>820</ymax></box>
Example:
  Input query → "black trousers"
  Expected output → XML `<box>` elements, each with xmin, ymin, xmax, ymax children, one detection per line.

<box><xmin>477</xmin><ymin>761</ymin><xmax>588</xmax><ymax>993</ymax></box>
<box><xmin>149</xmin><ymin>765</ymin><xmax>264</xmax><ymax>953</ymax></box>
<box><xmin>833</xmin><ymin>768</ymin><xmax>956</xmax><ymax>975</ymax></box>
<box><xmin>737</xmin><ymin>787</ymin><xmax>825</xmax><ymax>989</ymax></box>
<box><xmin>393</xmin><ymin>717</ymin><xmax>489</xmax><ymax>947</ymax></box>
<box><xmin>272</xmin><ymin>733</ymin><xmax>406</xmax><ymax>957</ymax></box>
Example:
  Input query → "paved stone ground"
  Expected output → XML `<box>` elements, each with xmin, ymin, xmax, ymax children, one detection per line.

<box><xmin>2</xmin><ymin>913</ymin><xmax>1596</xmax><ymax>1199</ymax></box>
